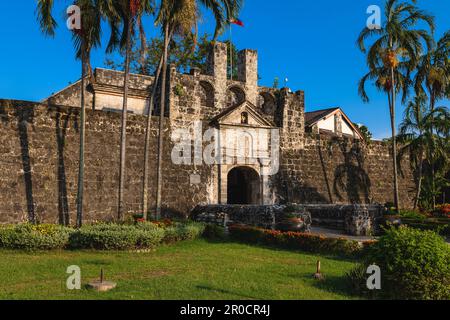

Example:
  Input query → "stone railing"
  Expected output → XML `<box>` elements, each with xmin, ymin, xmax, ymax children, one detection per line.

<box><xmin>301</xmin><ymin>204</ymin><xmax>384</xmax><ymax>236</ymax></box>
<box><xmin>191</xmin><ymin>204</ymin><xmax>384</xmax><ymax>236</ymax></box>
<box><xmin>191</xmin><ymin>205</ymin><xmax>312</xmax><ymax>232</ymax></box>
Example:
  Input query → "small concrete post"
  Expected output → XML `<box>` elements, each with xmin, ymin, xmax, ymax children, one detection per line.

<box><xmin>313</xmin><ymin>260</ymin><xmax>324</xmax><ymax>280</ymax></box>
<box><xmin>88</xmin><ymin>269</ymin><xmax>117</xmax><ymax>292</ymax></box>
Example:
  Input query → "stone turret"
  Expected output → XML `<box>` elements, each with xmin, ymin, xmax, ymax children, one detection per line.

<box><xmin>237</xmin><ymin>49</ymin><xmax>258</xmax><ymax>106</ymax></box>
<box><xmin>206</xmin><ymin>42</ymin><xmax>228</xmax><ymax>108</ymax></box>
<box><xmin>207</xmin><ymin>42</ymin><xmax>228</xmax><ymax>81</ymax></box>
<box><xmin>279</xmin><ymin>88</ymin><xmax>305</xmax><ymax>150</ymax></box>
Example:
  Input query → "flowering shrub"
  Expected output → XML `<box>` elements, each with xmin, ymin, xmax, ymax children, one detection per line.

<box><xmin>400</xmin><ymin>207</ymin><xmax>450</xmax><ymax>236</ymax></box>
<box><xmin>228</xmin><ymin>224</ymin><xmax>372</xmax><ymax>257</ymax></box>
<box><xmin>0</xmin><ymin>224</ymin><xmax>73</xmax><ymax>250</ymax></box>
<box><xmin>151</xmin><ymin>218</ymin><xmax>174</xmax><ymax>228</ymax></box>
<box><xmin>435</xmin><ymin>204</ymin><xmax>450</xmax><ymax>218</ymax></box>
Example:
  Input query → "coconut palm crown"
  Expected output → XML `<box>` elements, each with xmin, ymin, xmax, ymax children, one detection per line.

<box><xmin>414</xmin><ymin>31</ymin><xmax>450</xmax><ymax>110</ymax></box>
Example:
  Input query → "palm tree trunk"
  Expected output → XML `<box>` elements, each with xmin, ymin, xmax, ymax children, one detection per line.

<box><xmin>155</xmin><ymin>23</ymin><xmax>171</xmax><ymax>220</ymax></box>
<box><xmin>414</xmin><ymin>153</ymin><xmax>423</xmax><ymax>210</ymax></box>
<box><xmin>390</xmin><ymin>66</ymin><xmax>400</xmax><ymax>212</ymax></box>
<box><xmin>142</xmin><ymin>55</ymin><xmax>164</xmax><ymax>219</ymax></box>
<box><xmin>142</xmin><ymin>27</ymin><xmax>174</xmax><ymax>219</ymax></box>
<box><xmin>429</xmin><ymin>94</ymin><xmax>436</xmax><ymax>210</ymax></box>
<box><xmin>118</xmin><ymin>17</ymin><xmax>133</xmax><ymax>222</ymax></box>
<box><xmin>76</xmin><ymin>51</ymin><xmax>87</xmax><ymax>228</ymax></box>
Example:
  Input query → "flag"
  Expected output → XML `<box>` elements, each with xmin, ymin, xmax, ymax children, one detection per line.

<box><xmin>230</xmin><ymin>18</ymin><xmax>244</xmax><ymax>27</ymax></box>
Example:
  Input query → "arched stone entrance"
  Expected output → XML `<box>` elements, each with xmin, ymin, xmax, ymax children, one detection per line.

<box><xmin>227</xmin><ymin>166</ymin><xmax>261</xmax><ymax>204</ymax></box>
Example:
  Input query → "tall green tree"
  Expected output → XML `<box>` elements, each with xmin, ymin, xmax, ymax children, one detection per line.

<box><xmin>357</xmin><ymin>0</ymin><xmax>434</xmax><ymax>211</ymax></box>
<box><xmin>414</xmin><ymin>31</ymin><xmax>450</xmax><ymax>209</ymax></box>
<box><xmin>415</xmin><ymin>31</ymin><xmax>450</xmax><ymax>112</ymax></box>
<box><xmin>36</xmin><ymin>0</ymin><xmax>111</xmax><ymax>227</ymax></box>
<box><xmin>398</xmin><ymin>95</ymin><xmax>449</xmax><ymax>209</ymax></box>
<box><xmin>151</xmin><ymin>0</ymin><xmax>242</xmax><ymax>219</ymax></box>
<box><xmin>106</xmin><ymin>0</ymin><xmax>153</xmax><ymax>221</ymax></box>
<box><xmin>105</xmin><ymin>32</ymin><xmax>239</xmax><ymax>77</ymax></box>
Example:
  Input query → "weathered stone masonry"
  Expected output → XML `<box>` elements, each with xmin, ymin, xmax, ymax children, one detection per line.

<box><xmin>0</xmin><ymin>42</ymin><xmax>416</xmax><ymax>224</ymax></box>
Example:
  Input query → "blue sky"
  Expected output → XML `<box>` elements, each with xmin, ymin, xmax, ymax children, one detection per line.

<box><xmin>0</xmin><ymin>0</ymin><xmax>448</xmax><ymax>139</ymax></box>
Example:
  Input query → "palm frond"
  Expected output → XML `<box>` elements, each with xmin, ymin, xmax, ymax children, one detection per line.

<box><xmin>36</xmin><ymin>0</ymin><xmax>57</xmax><ymax>36</ymax></box>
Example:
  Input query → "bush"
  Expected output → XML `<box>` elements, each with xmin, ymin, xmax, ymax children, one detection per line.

<box><xmin>399</xmin><ymin>210</ymin><xmax>427</xmax><ymax>221</ymax></box>
<box><xmin>162</xmin><ymin>222</ymin><xmax>205</xmax><ymax>244</ymax></box>
<box><xmin>69</xmin><ymin>223</ymin><xmax>165</xmax><ymax>250</ymax></box>
<box><xmin>401</xmin><ymin>217</ymin><xmax>450</xmax><ymax>237</ymax></box>
<box><xmin>202</xmin><ymin>224</ymin><xmax>226</xmax><ymax>240</ymax></box>
<box><xmin>178</xmin><ymin>222</ymin><xmax>205</xmax><ymax>241</ymax></box>
<box><xmin>0</xmin><ymin>221</ymin><xmax>206</xmax><ymax>251</ymax></box>
<box><xmin>349</xmin><ymin>226</ymin><xmax>450</xmax><ymax>300</ymax></box>
<box><xmin>345</xmin><ymin>263</ymin><xmax>377</xmax><ymax>298</ymax></box>
<box><xmin>149</xmin><ymin>218</ymin><xmax>174</xmax><ymax>228</ymax></box>
<box><xmin>228</xmin><ymin>224</ymin><xmax>371</xmax><ymax>257</ymax></box>
<box><xmin>434</xmin><ymin>204</ymin><xmax>450</xmax><ymax>218</ymax></box>
<box><xmin>0</xmin><ymin>224</ymin><xmax>73</xmax><ymax>250</ymax></box>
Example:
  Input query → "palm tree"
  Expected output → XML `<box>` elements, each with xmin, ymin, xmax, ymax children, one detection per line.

<box><xmin>424</xmin><ymin>107</ymin><xmax>450</xmax><ymax>208</ymax></box>
<box><xmin>106</xmin><ymin>0</ymin><xmax>152</xmax><ymax>221</ymax></box>
<box><xmin>145</xmin><ymin>0</ymin><xmax>242</xmax><ymax>220</ymax></box>
<box><xmin>415</xmin><ymin>31</ymin><xmax>450</xmax><ymax>112</ymax></box>
<box><xmin>398</xmin><ymin>94</ymin><xmax>429</xmax><ymax>208</ymax></box>
<box><xmin>142</xmin><ymin>53</ymin><xmax>165</xmax><ymax>220</ymax></box>
<box><xmin>414</xmin><ymin>31</ymin><xmax>449</xmax><ymax>209</ymax></box>
<box><xmin>357</xmin><ymin>0</ymin><xmax>434</xmax><ymax>212</ymax></box>
<box><xmin>36</xmin><ymin>0</ymin><xmax>111</xmax><ymax>227</ymax></box>
<box><xmin>398</xmin><ymin>94</ymin><xmax>449</xmax><ymax>209</ymax></box>
<box><xmin>153</xmin><ymin>0</ymin><xmax>198</xmax><ymax>220</ymax></box>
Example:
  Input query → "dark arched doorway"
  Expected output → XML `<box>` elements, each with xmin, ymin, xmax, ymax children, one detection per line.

<box><xmin>227</xmin><ymin>167</ymin><xmax>261</xmax><ymax>204</ymax></box>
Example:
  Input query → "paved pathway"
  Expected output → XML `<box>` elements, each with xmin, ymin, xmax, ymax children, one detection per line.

<box><xmin>310</xmin><ymin>226</ymin><xmax>376</xmax><ymax>242</ymax></box>
<box><xmin>310</xmin><ymin>226</ymin><xmax>450</xmax><ymax>244</ymax></box>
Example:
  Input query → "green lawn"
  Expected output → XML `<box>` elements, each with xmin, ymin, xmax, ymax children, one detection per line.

<box><xmin>0</xmin><ymin>240</ymin><xmax>359</xmax><ymax>300</ymax></box>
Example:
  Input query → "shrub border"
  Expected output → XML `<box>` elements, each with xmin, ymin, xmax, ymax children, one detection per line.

<box><xmin>228</xmin><ymin>224</ymin><xmax>376</xmax><ymax>257</ymax></box>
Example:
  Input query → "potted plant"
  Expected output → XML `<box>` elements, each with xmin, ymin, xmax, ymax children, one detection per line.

<box><xmin>276</xmin><ymin>212</ymin><xmax>306</xmax><ymax>232</ymax></box>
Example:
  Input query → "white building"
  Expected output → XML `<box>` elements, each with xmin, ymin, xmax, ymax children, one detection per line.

<box><xmin>305</xmin><ymin>107</ymin><xmax>364</xmax><ymax>140</ymax></box>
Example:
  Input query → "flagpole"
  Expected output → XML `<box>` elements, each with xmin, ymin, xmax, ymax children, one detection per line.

<box><xmin>229</xmin><ymin>23</ymin><xmax>233</xmax><ymax>81</ymax></box>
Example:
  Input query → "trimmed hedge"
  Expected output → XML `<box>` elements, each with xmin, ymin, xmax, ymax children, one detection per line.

<box><xmin>69</xmin><ymin>223</ymin><xmax>166</xmax><ymax>250</ymax></box>
<box><xmin>0</xmin><ymin>224</ymin><xmax>73</xmax><ymax>250</ymax></box>
<box><xmin>0</xmin><ymin>222</ymin><xmax>205</xmax><ymax>251</ymax></box>
<box><xmin>347</xmin><ymin>226</ymin><xmax>450</xmax><ymax>300</ymax></box>
<box><xmin>401</xmin><ymin>217</ymin><xmax>450</xmax><ymax>236</ymax></box>
<box><xmin>161</xmin><ymin>223</ymin><xmax>206</xmax><ymax>244</ymax></box>
<box><xmin>228</xmin><ymin>224</ymin><xmax>374</xmax><ymax>257</ymax></box>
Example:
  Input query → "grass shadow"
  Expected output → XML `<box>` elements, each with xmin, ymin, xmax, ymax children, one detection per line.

<box><xmin>82</xmin><ymin>259</ymin><xmax>113</xmax><ymax>266</ymax></box>
<box><xmin>307</xmin><ymin>274</ymin><xmax>361</xmax><ymax>299</ymax></box>
<box><xmin>207</xmin><ymin>238</ymin><xmax>361</xmax><ymax>263</ymax></box>
<box><xmin>196</xmin><ymin>285</ymin><xmax>261</xmax><ymax>300</ymax></box>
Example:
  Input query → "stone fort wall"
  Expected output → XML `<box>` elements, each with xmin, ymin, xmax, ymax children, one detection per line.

<box><xmin>0</xmin><ymin>99</ymin><xmax>415</xmax><ymax>224</ymax></box>
<box><xmin>0</xmin><ymin>43</ymin><xmax>416</xmax><ymax>224</ymax></box>
<box><xmin>277</xmin><ymin>134</ymin><xmax>415</xmax><ymax>209</ymax></box>
<box><xmin>0</xmin><ymin>100</ymin><xmax>214</xmax><ymax>224</ymax></box>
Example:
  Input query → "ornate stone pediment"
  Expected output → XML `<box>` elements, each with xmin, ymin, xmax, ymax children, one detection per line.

<box><xmin>210</xmin><ymin>101</ymin><xmax>276</xmax><ymax>128</ymax></box>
